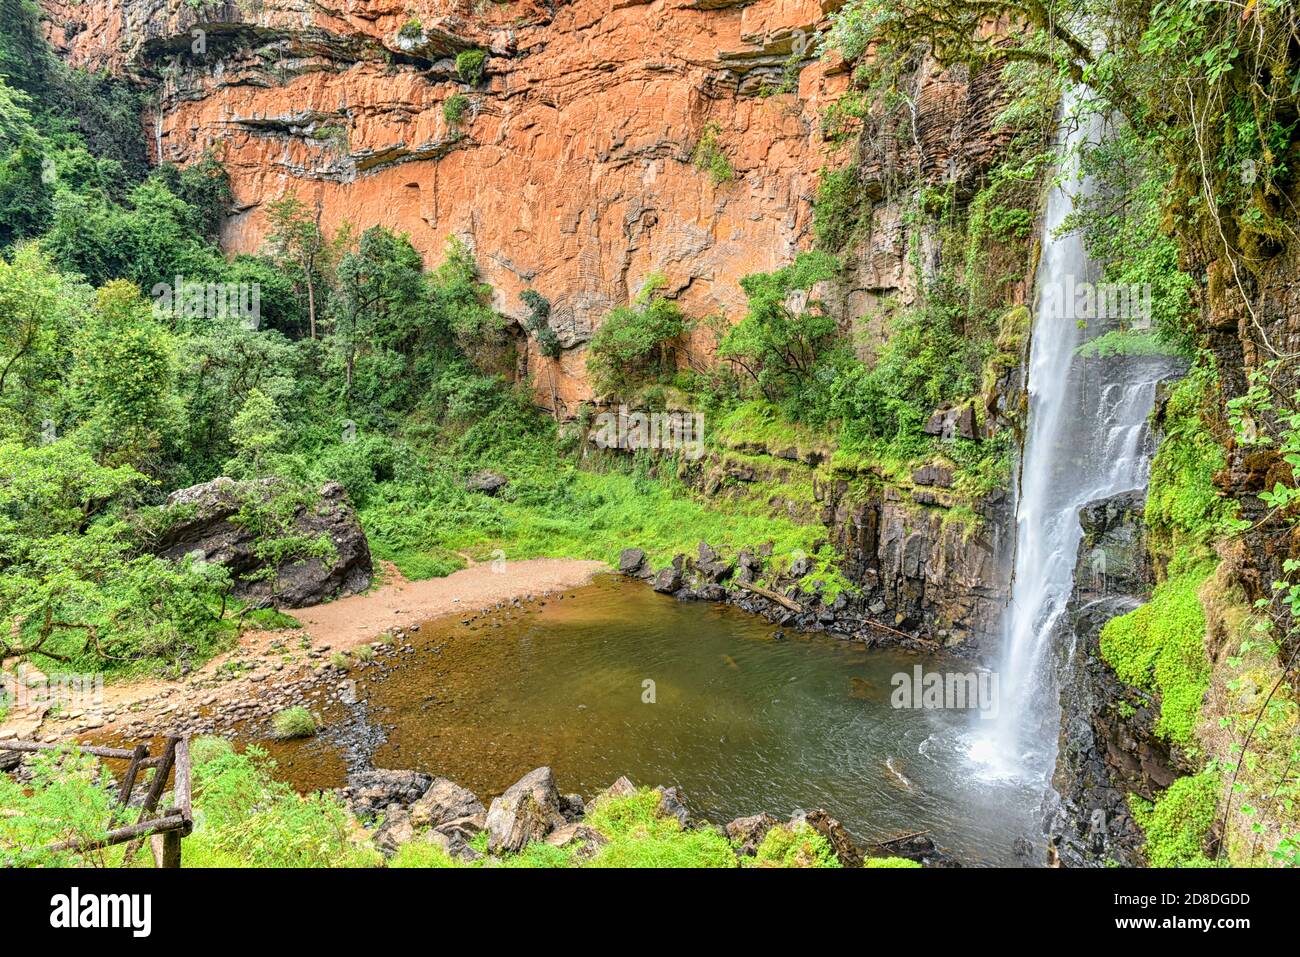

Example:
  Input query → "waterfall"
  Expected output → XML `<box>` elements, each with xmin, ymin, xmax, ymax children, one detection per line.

<box><xmin>968</xmin><ymin>90</ymin><xmax>1176</xmax><ymax>783</ymax></box>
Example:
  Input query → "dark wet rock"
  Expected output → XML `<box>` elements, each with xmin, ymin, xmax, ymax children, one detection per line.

<box><xmin>655</xmin><ymin>785</ymin><xmax>689</xmax><ymax>827</ymax></box>
<box><xmin>344</xmin><ymin>768</ymin><xmax>432</xmax><ymax>820</ymax></box>
<box><xmin>559</xmin><ymin>792</ymin><xmax>585</xmax><ymax>821</ymax></box>
<box><xmin>726</xmin><ymin>812</ymin><xmax>779</xmax><ymax>856</ymax></box>
<box><xmin>617</xmin><ymin>547</ymin><xmax>647</xmax><ymax>576</ymax></box>
<box><xmin>912</xmin><ymin>464</ymin><xmax>955</xmax><ymax>488</ymax></box>
<box><xmin>867</xmin><ymin>834</ymin><xmax>961</xmax><ymax>868</ymax></box>
<box><xmin>409</xmin><ymin>777</ymin><xmax>486</xmax><ymax>828</ymax></box>
<box><xmin>157</xmin><ymin>477</ymin><xmax>372</xmax><ymax>608</ymax></box>
<box><xmin>546</xmin><ymin>822</ymin><xmax>608</xmax><ymax>861</ymax></box>
<box><xmin>696</xmin><ymin>583</ymin><xmax>726</xmax><ymax>601</ymax></box>
<box><xmin>465</xmin><ymin>470</ymin><xmax>508</xmax><ymax>495</ymax></box>
<box><xmin>790</xmin><ymin>808</ymin><xmax>863</xmax><ymax>868</ymax></box>
<box><xmin>924</xmin><ymin>401</ymin><xmax>979</xmax><ymax>441</ymax></box>
<box><xmin>1050</xmin><ymin>489</ymin><xmax>1186</xmax><ymax>868</ymax></box>
<box><xmin>485</xmin><ymin>766</ymin><xmax>566</xmax><ymax>853</ymax></box>
<box><xmin>651</xmin><ymin>567</ymin><xmax>682</xmax><ymax>593</ymax></box>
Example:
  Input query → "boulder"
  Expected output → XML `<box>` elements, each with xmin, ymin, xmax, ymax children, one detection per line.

<box><xmin>409</xmin><ymin>777</ymin><xmax>486</xmax><ymax>828</ymax></box>
<box><xmin>726</xmin><ymin>812</ymin><xmax>779</xmax><ymax>856</ymax></box>
<box><xmin>344</xmin><ymin>768</ymin><xmax>432</xmax><ymax>820</ymax></box>
<box><xmin>485</xmin><ymin>766</ymin><xmax>565</xmax><ymax>853</ymax></box>
<box><xmin>157</xmin><ymin>477</ymin><xmax>372</xmax><ymax>608</ymax></box>
<box><xmin>465</xmin><ymin>470</ymin><xmax>508</xmax><ymax>495</ymax></box>
<box><xmin>617</xmin><ymin>547</ymin><xmax>647</xmax><ymax>576</ymax></box>
<box><xmin>373</xmin><ymin>808</ymin><xmax>415</xmax><ymax>856</ymax></box>
<box><xmin>655</xmin><ymin>785</ymin><xmax>689</xmax><ymax>827</ymax></box>
<box><xmin>594</xmin><ymin>775</ymin><xmax>637</xmax><ymax>804</ymax></box>
<box><xmin>789</xmin><ymin>808</ymin><xmax>863</xmax><ymax>867</ymax></box>
<box><xmin>651</xmin><ymin>567</ymin><xmax>682</xmax><ymax>593</ymax></box>
<box><xmin>546</xmin><ymin>823</ymin><xmax>608</xmax><ymax>861</ymax></box>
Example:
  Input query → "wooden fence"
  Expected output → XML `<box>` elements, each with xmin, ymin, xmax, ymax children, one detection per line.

<box><xmin>3</xmin><ymin>735</ymin><xmax>193</xmax><ymax>867</ymax></box>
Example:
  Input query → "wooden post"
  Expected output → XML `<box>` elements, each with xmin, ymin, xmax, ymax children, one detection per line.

<box><xmin>117</xmin><ymin>744</ymin><xmax>149</xmax><ymax>812</ymax></box>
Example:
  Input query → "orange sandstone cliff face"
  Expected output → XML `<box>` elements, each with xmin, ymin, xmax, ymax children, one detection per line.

<box><xmin>39</xmin><ymin>0</ymin><xmax>1010</xmax><ymax>413</ymax></box>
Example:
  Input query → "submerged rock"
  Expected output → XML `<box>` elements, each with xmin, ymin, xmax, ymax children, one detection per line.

<box><xmin>485</xmin><ymin>766</ymin><xmax>566</xmax><ymax>853</ymax></box>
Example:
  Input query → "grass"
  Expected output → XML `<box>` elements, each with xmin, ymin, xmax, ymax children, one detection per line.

<box><xmin>270</xmin><ymin>706</ymin><xmax>316</xmax><ymax>739</ymax></box>
<box><xmin>750</xmin><ymin>822</ymin><xmax>841</xmax><ymax>868</ymax></box>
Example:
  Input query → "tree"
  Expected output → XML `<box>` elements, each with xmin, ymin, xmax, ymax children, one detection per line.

<box><xmin>226</xmin><ymin>388</ymin><xmax>285</xmax><ymax>479</ymax></box>
<box><xmin>586</xmin><ymin>274</ymin><xmax>690</xmax><ymax>397</ymax></box>
<box><xmin>73</xmin><ymin>280</ymin><xmax>177</xmax><ymax>469</ymax></box>
<box><xmin>265</xmin><ymin>195</ymin><xmax>329</xmax><ymax>339</ymax></box>
<box><xmin>717</xmin><ymin>252</ymin><xmax>839</xmax><ymax>404</ymax></box>
<box><xmin>0</xmin><ymin>243</ymin><xmax>84</xmax><ymax>440</ymax></box>
<box><xmin>332</xmin><ymin>225</ymin><xmax>428</xmax><ymax>406</ymax></box>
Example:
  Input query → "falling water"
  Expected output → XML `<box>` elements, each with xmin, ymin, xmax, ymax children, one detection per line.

<box><xmin>970</xmin><ymin>91</ymin><xmax>1178</xmax><ymax>783</ymax></box>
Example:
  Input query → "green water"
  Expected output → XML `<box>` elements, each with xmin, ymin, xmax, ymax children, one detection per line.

<box><xmin>267</xmin><ymin>575</ymin><xmax>1043</xmax><ymax>865</ymax></box>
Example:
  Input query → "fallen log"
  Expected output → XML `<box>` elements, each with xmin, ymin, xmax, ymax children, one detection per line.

<box><xmin>736</xmin><ymin>581</ymin><xmax>803</xmax><ymax>613</ymax></box>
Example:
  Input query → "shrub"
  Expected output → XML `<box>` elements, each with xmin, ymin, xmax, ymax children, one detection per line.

<box><xmin>456</xmin><ymin>49</ymin><xmax>486</xmax><ymax>86</ymax></box>
<box><xmin>330</xmin><ymin>651</ymin><xmax>352</xmax><ymax>670</ymax></box>
<box><xmin>442</xmin><ymin>93</ymin><xmax>469</xmax><ymax>126</ymax></box>
<box><xmin>186</xmin><ymin>745</ymin><xmax>381</xmax><ymax>867</ymax></box>
<box><xmin>691</xmin><ymin>122</ymin><xmax>734</xmax><ymax>185</ymax></box>
<box><xmin>398</xmin><ymin>18</ymin><xmax>423</xmax><ymax>40</ymax></box>
<box><xmin>270</xmin><ymin>706</ymin><xmax>316</xmax><ymax>739</ymax></box>
<box><xmin>586</xmin><ymin>274</ymin><xmax>689</xmax><ymax>396</ymax></box>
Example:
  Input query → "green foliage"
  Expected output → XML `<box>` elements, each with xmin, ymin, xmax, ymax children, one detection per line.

<box><xmin>1100</xmin><ymin>555</ymin><xmax>1214</xmax><ymax>746</ymax></box>
<box><xmin>520</xmin><ymin>288</ymin><xmax>560</xmax><ymax>359</ymax></box>
<box><xmin>586</xmin><ymin>275</ymin><xmax>689</xmax><ymax>396</ymax></box>
<box><xmin>1130</xmin><ymin>770</ymin><xmax>1221</xmax><ymax>868</ymax></box>
<box><xmin>813</xmin><ymin>166</ymin><xmax>863</xmax><ymax>252</ymax></box>
<box><xmin>750</xmin><ymin>822</ymin><xmax>842</xmax><ymax>867</ymax></box>
<box><xmin>691</xmin><ymin>122</ymin><xmax>734</xmax><ymax>185</ymax></box>
<box><xmin>0</xmin><ymin>438</ymin><xmax>234</xmax><ymax>674</ymax></box>
<box><xmin>442</xmin><ymin>93</ymin><xmax>469</xmax><ymax>126</ymax></box>
<box><xmin>583</xmin><ymin>788</ymin><xmax>736</xmax><ymax>868</ymax></box>
<box><xmin>455</xmin><ymin>49</ymin><xmax>487</xmax><ymax>86</ymax></box>
<box><xmin>270</xmin><ymin>706</ymin><xmax>316</xmax><ymax>739</ymax></box>
<box><xmin>0</xmin><ymin>747</ymin><xmax>120</xmax><ymax>866</ymax></box>
<box><xmin>186</xmin><ymin>744</ymin><xmax>381</xmax><ymax>867</ymax></box>
<box><xmin>717</xmin><ymin>252</ymin><xmax>838</xmax><ymax>411</ymax></box>
<box><xmin>865</xmin><ymin>855</ymin><xmax>923</xmax><ymax>868</ymax></box>
<box><xmin>399</xmin><ymin>18</ymin><xmax>423</xmax><ymax>40</ymax></box>
<box><xmin>1145</xmin><ymin>364</ymin><xmax>1235</xmax><ymax>556</ymax></box>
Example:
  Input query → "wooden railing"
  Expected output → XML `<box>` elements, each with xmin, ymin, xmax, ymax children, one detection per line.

<box><xmin>3</xmin><ymin>735</ymin><xmax>193</xmax><ymax>867</ymax></box>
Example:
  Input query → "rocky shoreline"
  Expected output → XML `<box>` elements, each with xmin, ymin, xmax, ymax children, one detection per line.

<box><xmin>615</xmin><ymin>542</ymin><xmax>968</xmax><ymax>656</ymax></box>
<box><xmin>341</xmin><ymin>763</ymin><xmax>958</xmax><ymax>868</ymax></box>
